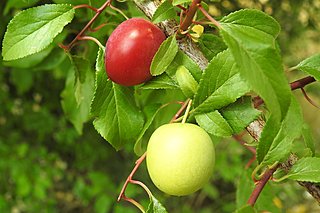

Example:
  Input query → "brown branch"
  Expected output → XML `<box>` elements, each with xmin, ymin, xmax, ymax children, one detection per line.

<box><xmin>253</xmin><ymin>76</ymin><xmax>317</xmax><ymax>108</ymax></box>
<box><xmin>170</xmin><ymin>99</ymin><xmax>190</xmax><ymax>123</ymax></box>
<box><xmin>118</xmin><ymin>153</ymin><xmax>146</xmax><ymax>201</ymax></box>
<box><xmin>198</xmin><ymin>4</ymin><xmax>221</xmax><ymax>28</ymax></box>
<box><xmin>291</xmin><ymin>76</ymin><xmax>316</xmax><ymax>90</ymax></box>
<box><xmin>247</xmin><ymin>165</ymin><xmax>279</xmax><ymax>206</ymax></box>
<box><xmin>180</xmin><ymin>0</ymin><xmax>202</xmax><ymax>31</ymax></box>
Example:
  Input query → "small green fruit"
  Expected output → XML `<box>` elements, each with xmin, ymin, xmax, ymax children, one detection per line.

<box><xmin>146</xmin><ymin>123</ymin><xmax>215</xmax><ymax>196</ymax></box>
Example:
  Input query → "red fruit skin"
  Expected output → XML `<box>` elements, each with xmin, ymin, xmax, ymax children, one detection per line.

<box><xmin>105</xmin><ymin>18</ymin><xmax>166</xmax><ymax>86</ymax></box>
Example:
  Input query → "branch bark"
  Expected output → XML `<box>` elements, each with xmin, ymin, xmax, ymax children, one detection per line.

<box><xmin>132</xmin><ymin>0</ymin><xmax>320</xmax><ymax>205</ymax></box>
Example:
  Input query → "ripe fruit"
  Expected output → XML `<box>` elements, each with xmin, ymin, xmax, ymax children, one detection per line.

<box><xmin>105</xmin><ymin>18</ymin><xmax>166</xmax><ymax>86</ymax></box>
<box><xmin>146</xmin><ymin>123</ymin><xmax>215</xmax><ymax>196</ymax></box>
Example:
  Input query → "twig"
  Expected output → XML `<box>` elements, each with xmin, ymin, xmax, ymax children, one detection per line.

<box><xmin>180</xmin><ymin>0</ymin><xmax>202</xmax><ymax>31</ymax></box>
<box><xmin>198</xmin><ymin>4</ymin><xmax>221</xmax><ymax>28</ymax></box>
<box><xmin>291</xmin><ymin>76</ymin><xmax>316</xmax><ymax>90</ymax></box>
<box><xmin>170</xmin><ymin>98</ymin><xmax>191</xmax><ymax>123</ymax></box>
<box><xmin>60</xmin><ymin>0</ymin><xmax>112</xmax><ymax>51</ymax></box>
<box><xmin>301</xmin><ymin>87</ymin><xmax>320</xmax><ymax>109</ymax></box>
<box><xmin>253</xmin><ymin>76</ymin><xmax>316</xmax><ymax>108</ymax></box>
<box><xmin>247</xmin><ymin>165</ymin><xmax>279</xmax><ymax>206</ymax></box>
<box><xmin>117</xmin><ymin>152</ymin><xmax>146</xmax><ymax>201</ymax></box>
<box><xmin>88</xmin><ymin>23</ymin><xmax>107</xmax><ymax>32</ymax></box>
<box><xmin>73</xmin><ymin>4</ymin><xmax>98</xmax><ymax>12</ymax></box>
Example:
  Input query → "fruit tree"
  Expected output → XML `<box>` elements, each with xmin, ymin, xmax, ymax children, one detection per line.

<box><xmin>1</xmin><ymin>0</ymin><xmax>320</xmax><ymax>212</ymax></box>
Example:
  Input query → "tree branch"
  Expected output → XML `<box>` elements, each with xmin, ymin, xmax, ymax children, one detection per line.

<box><xmin>132</xmin><ymin>0</ymin><xmax>320</xmax><ymax>205</ymax></box>
<box><xmin>253</xmin><ymin>76</ymin><xmax>316</xmax><ymax>108</ymax></box>
<box><xmin>247</xmin><ymin>165</ymin><xmax>279</xmax><ymax>206</ymax></box>
<box><xmin>180</xmin><ymin>0</ymin><xmax>202</xmax><ymax>31</ymax></box>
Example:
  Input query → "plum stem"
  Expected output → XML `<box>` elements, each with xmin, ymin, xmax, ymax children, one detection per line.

<box><xmin>122</xmin><ymin>196</ymin><xmax>146</xmax><ymax>213</ymax></box>
<box><xmin>78</xmin><ymin>36</ymin><xmax>105</xmax><ymax>50</ymax></box>
<box><xmin>182</xmin><ymin>99</ymin><xmax>192</xmax><ymax>124</ymax></box>
<box><xmin>110</xmin><ymin>4</ymin><xmax>129</xmax><ymax>20</ymax></box>
<box><xmin>170</xmin><ymin>98</ymin><xmax>191</xmax><ymax>123</ymax></box>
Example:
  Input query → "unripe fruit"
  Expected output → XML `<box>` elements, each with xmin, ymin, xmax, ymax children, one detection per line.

<box><xmin>146</xmin><ymin>123</ymin><xmax>215</xmax><ymax>196</ymax></box>
<box><xmin>105</xmin><ymin>18</ymin><xmax>166</xmax><ymax>86</ymax></box>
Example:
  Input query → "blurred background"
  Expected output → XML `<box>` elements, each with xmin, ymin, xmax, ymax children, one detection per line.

<box><xmin>0</xmin><ymin>0</ymin><xmax>320</xmax><ymax>212</ymax></box>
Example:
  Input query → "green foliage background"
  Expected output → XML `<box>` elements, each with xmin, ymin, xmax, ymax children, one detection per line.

<box><xmin>0</xmin><ymin>0</ymin><xmax>320</xmax><ymax>212</ymax></box>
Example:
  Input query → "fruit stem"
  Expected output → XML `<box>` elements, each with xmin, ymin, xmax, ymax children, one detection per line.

<box><xmin>122</xmin><ymin>196</ymin><xmax>146</xmax><ymax>213</ymax></box>
<box><xmin>182</xmin><ymin>99</ymin><xmax>192</xmax><ymax>124</ymax></box>
<box><xmin>110</xmin><ymin>4</ymin><xmax>129</xmax><ymax>20</ymax></box>
<box><xmin>170</xmin><ymin>98</ymin><xmax>191</xmax><ymax>123</ymax></box>
<box><xmin>131</xmin><ymin>180</ymin><xmax>153</xmax><ymax>199</ymax></box>
<box><xmin>78</xmin><ymin>36</ymin><xmax>105</xmax><ymax>50</ymax></box>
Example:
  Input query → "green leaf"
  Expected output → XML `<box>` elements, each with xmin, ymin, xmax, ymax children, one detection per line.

<box><xmin>301</xmin><ymin>124</ymin><xmax>315</xmax><ymax>156</ymax></box>
<box><xmin>3</xmin><ymin>45</ymin><xmax>54</xmax><ymax>68</ymax></box>
<box><xmin>69</xmin><ymin>55</ymin><xmax>94</xmax><ymax>106</ymax></box>
<box><xmin>258</xmin><ymin>96</ymin><xmax>303</xmax><ymax>165</ymax></box>
<box><xmin>221</xmin><ymin>9</ymin><xmax>281</xmax><ymax>37</ymax></box>
<box><xmin>195</xmin><ymin>111</ymin><xmax>233</xmax><ymax>137</ymax></box>
<box><xmin>140</xmin><ymin>73</ymin><xmax>179</xmax><ymax>90</ymax></box>
<box><xmin>134</xmin><ymin>104</ymin><xmax>162</xmax><ymax>156</ymax></box>
<box><xmin>91</xmin><ymin>50</ymin><xmax>144</xmax><ymax>150</ymax></box>
<box><xmin>61</xmin><ymin>55</ymin><xmax>95</xmax><ymax>134</ymax></box>
<box><xmin>151</xmin><ymin>35</ymin><xmax>178</xmax><ymax>76</ymax></box>
<box><xmin>2</xmin><ymin>4</ymin><xmax>74</xmax><ymax>61</ymax></box>
<box><xmin>4</xmin><ymin>0</ymin><xmax>40</xmax><ymax>15</ymax></box>
<box><xmin>34</xmin><ymin>47</ymin><xmax>67</xmax><ymax>71</ymax></box>
<box><xmin>166</xmin><ymin>50</ymin><xmax>202</xmax><ymax>82</ymax></box>
<box><xmin>147</xmin><ymin>195</ymin><xmax>168</xmax><ymax>213</ymax></box>
<box><xmin>152</xmin><ymin>0</ymin><xmax>176</xmax><ymax>23</ymax></box>
<box><xmin>284</xmin><ymin>157</ymin><xmax>320</xmax><ymax>183</ymax></box>
<box><xmin>220</xmin><ymin>9</ymin><xmax>291</xmax><ymax>122</ymax></box>
<box><xmin>221</xmin><ymin>97</ymin><xmax>261</xmax><ymax>134</ymax></box>
<box><xmin>176</xmin><ymin>66</ymin><xmax>198</xmax><ymax>98</ymax></box>
<box><xmin>295</xmin><ymin>53</ymin><xmax>320</xmax><ymax>81</ymax></box>
<box><xmin>193</xmin><ymin>50</ymin><xmax>250</xmax><ymax>114</ymax></box>
<box><xmin>198</xmin><ymin>34</ymin><xmax>227</xmax><ymax>60</ymax></box>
